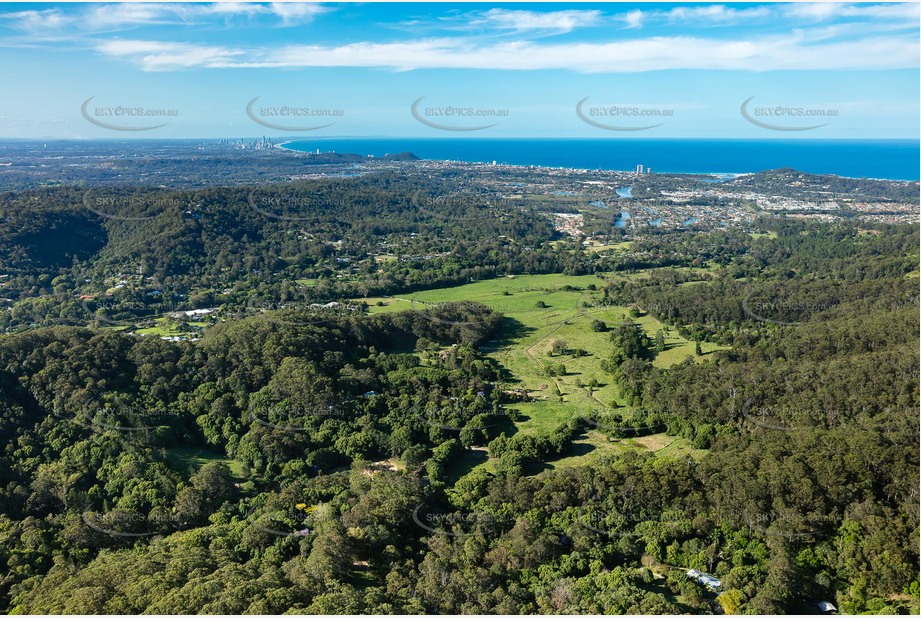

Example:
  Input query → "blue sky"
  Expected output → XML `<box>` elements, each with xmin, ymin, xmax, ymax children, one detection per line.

<box><xmin>0</xmin><ymin>2</ymin><xmax>917</xmax><ymax>138</ymax></box>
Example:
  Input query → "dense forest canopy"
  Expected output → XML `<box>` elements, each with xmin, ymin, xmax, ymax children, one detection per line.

<box><xmin>0</xmin><ymin>169</ymin><xmax>917</xmax><ymax>614</ymax></box>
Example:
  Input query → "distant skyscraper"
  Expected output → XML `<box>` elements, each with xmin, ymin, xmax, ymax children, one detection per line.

<box><xmin>646</xmin><ymin>167</ymin><xmax>652</xmax><ymax>174</ymax></box>
<box><xmin>636</xmin><ymin>164</ymin><xmax>643</xmax><ymax>175</ymax></box>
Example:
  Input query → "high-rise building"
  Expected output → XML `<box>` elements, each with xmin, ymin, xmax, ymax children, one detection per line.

<box><xmin>636</xmin><ymin>164</ymin><xmax>644</xmax><ymax>175</ymax></box>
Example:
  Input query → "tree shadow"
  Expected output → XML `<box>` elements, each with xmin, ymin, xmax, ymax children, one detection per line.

<box><xmin>488</xmin><ymin>412</ymin><xmax>520</xmax><ymax>439</ymax></box>
<box><xmin>491</xmin><ymin>316</ymin><xmax>536</xmax><ymax>348</ymax></box>
<box><xmin>486</xmin><ymin>316</ymin><xmax>537</xmax><ymax>384</ymax></box>
<box><xmin>443</xmin><ymin>448</ymin><xmax>489</xmax><ymax>485</ymax></box>
<box><xmin>526</xmin><ymin>441</ymin><xmax>598</xmax><ymax>475</ymax></box>
<box><xmin>564</xmin><ymin>440</ymin><xmax>596</xmax><ymax>458</ymax></box>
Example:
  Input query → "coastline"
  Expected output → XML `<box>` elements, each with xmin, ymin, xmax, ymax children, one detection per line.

<box><xmin>276</xmin><ymin>139</ymin><xmax>753</xmax><ymax>177</ymax></box>
<box><xmin>276</xmin><ymin>138</ymin><xmax>917</xmax><ymax>182</ymax></box>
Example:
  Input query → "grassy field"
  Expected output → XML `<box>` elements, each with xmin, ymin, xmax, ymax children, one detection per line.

<box><xmin>165</xmin><ymin>445</ymin><xmax>248</xmax><ymax>478</ymax></box>
<box><xmin>354</xmin><ymin>272</ymin><xmax>719</xmax><ymax>476</ymax></box>
<box><xmin>133</xmin><ymin>317</ymin><xmax>208</xmax><ymax>337</ymax></box>
<box><xmin>358</xmin><ymin>273</ymin><xmax>722</xmax><ymax>403</ymax></box>
<box><xmin>583</xmin><ymin>240</ymin><xmax>635</xmax><ymax>253</ymax></box>
<box><xmin>546</xmin><ymin>428</ymin><xmax>707</xmax><ymax>471</ymax></box>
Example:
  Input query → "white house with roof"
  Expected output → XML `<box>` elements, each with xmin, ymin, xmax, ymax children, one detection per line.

<box><xmin>687</xmin><ymin>569</ymin><xmax>721</xmax><ymax>591</ymax></box>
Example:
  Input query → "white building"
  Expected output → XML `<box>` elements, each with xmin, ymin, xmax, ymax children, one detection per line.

<box><xmin>687</xmin><ymin>569</ymin><xmax>721</xmax><ymax>591</ymax></box>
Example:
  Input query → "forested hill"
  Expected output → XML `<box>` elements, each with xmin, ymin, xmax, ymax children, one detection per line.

<box><xmin>0</xmin><ymin>174</ymin><xmax>608</xmax><ymax>332</ymax></box>
<box><xmin>726</xmin><ymin>167</ymin><xmax>920</xmax><ymax>202</ymax></box>
<box><xmin>0</xmin><ymin>219</ymin><xmax>916</xmax><ymax>614</ymax></box>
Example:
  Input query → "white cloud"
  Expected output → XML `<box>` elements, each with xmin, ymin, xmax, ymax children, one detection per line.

<box><xmin>95</xmin><ymin>32</ymin><xmax>920</xmax><ymax>73</ymax></box>
<box><xmin>0</xmin><ymin>9</ymin><xmax>69</xmax><ymax>31</ymax></box>
<box><xmin>269</xmin><ymin>3</ymin><xmax>329</xmax><ymax>25</ymax></box>
<box><xmin>95</xmin><ymin>39</ymin><xmax>245</xmax><ymax>70</ymax></box>
<box><xmin>782</xmin><ymin>3</ymin><xmax>846</xmax><ymax>21</ymax></box>
<box><xmin>776</xmin><ymin>2</ymin><xmax>921</xmax><ymax>24</ymax></box>
<box><xmin>845</xmin><ymin>3</ymin><xmax>921</xmax><ymax>20</ymax></box>
<box><xmin>1</xmin><ymin>4</ymin><xmax>190</xmax><ymax>33</ymax></box>
<box><xmin>205</xmin><ymin>3</ymin><xmax>267</xmax><ymax>17</ymax></box>
<box><xmin>84</xmin><ymin>4</ymin><xmax>191</xmax><ymax>29</ymax></box>
<box><xmin>0</xmin><ymin>2</ymin><xmax>328</xmax><ymax>35</ymax></box>
<box><xmin>611</xmin><ymin>4</ymin><xmax>772</xmax><ymax>29</ymax></box>
<box><xmin>785</xmin><ymin>2</ymin><xmax>921</xmax><ymax>22</ymax></box>
<box><xmin>665</xmin><ymin>5</ymin><xmax>773</xmax><ymax>24</ymax></box>
<box><xmin>617</xmin><ymin>3</ymin><xmax>918</xmax><ymax>29</ymax></box>
<box><xmin>622</xmin><ymin>10</ymin><xmax>644</xmax><ymax>29</ymax></box>
<box><xmin>477</xmin><ymin>9</ymin><xmax>602</xmax><ymax>33</ymax></box>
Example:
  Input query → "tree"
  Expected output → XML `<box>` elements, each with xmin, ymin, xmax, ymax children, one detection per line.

<box><xmin>190</xmin><ymin>462</ymin><xmax>236</xmax><ymax>507</ymax></box>
<box><xmin>304</xmin><ymin>520</ymin><xmax>354</xmax><ymax>582</ymax></box>
<box><xmin>718</xmin><ymin>589</ymin><xmax>745</xmax><ymax>614</ymax></box>
<box><xmin>655</xmin><ymin>330</ymin><xmax>666</xmax><ymax>353</ymax></box>
<box><xmin>172</xmin><ymin>486</ymin><xmax>204</xmax><ymax>527</ymax></box>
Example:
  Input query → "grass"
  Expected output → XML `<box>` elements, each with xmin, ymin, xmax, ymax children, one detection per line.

<box><xmin>443</xmin><ymin>448</ymin><xmax>491</xmax><ymax>484</ymax></box>
<box><xmin>355</xmin><ymin>271</ymin><xmax>722</xmax><ymax>407</ymax></box>
<box><xmin>355</xmin><ymin>272</ymin><xmax>722</xmax><ymax>480</ymax></box>
<box><xmin>353</xmin><ymin>269</ymin><xmax>727</xmax><ymax>479</ymax></box>
<box><xmin>353</xmin><ymin>297</ymin><xmax>414</xmax><ymax>314</ymax></box>
<box><xmin>165</xmin><ymin>445</ymin><xmax>247</xmax><ymax>478</ymax></box>
<box><xmin>545</xmin><ymin>429</ymin><xmax>705</xmax><ymax>471</ymax></box>
<box><xmin>133</xmin><ymin>317</ymin><xmax>208</xmax><ymax>337</ymax></box>
<box><xmin>584</xmin><ymin>240</ymin><xmax>635</xmax><ymax>253</ymax></box>
<box><xmin>507</xmin><ymin>400</ymin><xmax>572</xmax><ymax>435</ymax></box>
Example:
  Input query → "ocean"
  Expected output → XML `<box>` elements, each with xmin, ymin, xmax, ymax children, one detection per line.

<box><xmin>280</xmin><ymin>138</ymin><xmax>919</xmax><ymax>181</ymax></box>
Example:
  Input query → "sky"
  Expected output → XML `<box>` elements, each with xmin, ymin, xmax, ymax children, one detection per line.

<box><xmin>0</xmin><ymin>2</ymin><xmax>918</xmax><ymax>139</ymax></box>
